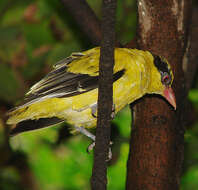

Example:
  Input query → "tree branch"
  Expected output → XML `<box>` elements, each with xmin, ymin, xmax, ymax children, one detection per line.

<box><xmin>61</xmin><ymin>0</ymin><xmax>102</xmax><ymax>45</ymax></box>
<box><xmin>91</xmin><ymin>0</ymin><xmax>116</xmax><ymax>189</ymax></box>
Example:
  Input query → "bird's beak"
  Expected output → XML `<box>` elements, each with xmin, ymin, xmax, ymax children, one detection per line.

<box><xmin>163</xmin><ymin>87</ymin><xmax>176</xmax><ymax>110</ymax></box>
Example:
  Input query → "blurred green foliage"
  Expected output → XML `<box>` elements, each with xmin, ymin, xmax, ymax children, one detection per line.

<box><xmin>181</xmin><ymin>89</ymin><xmax>198</xmax><ymax>190</ymax></box>
<box><xmin>0</xmin><ymin>0</ymin><xmax>197</xmax><ymax>190</ymax></box>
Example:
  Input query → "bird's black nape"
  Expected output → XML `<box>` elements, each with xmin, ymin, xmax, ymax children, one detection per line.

<box><xmin>10</xmin><ymin>117</ymin><xmax>64</xmax><ymax>136</ymax></box>
<box><xmin>153</xmin><ymin>54</ymin><xmax>170</xmax><ymax>74</ymax></box>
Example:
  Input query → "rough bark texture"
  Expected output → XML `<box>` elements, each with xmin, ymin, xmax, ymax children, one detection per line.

<box><xmin>91</xmin><ymin>0</ymin><xmax>116</xmax><ymax>190</ymax></box>
<box><xmin>126</xmin><ymin>1</ymin><xmax>192</xmax><ymax>190</ymax></box>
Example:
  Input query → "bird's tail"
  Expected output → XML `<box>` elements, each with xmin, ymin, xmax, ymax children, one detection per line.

<box><xmin>9</xmin><ymin>117</ymin><xmax>64</xmax><ymax>136</ymax></box>
<box><xmin>6</xmin><ymin>98</ymin><xmax>68</xmax><ymax>136</ymax></box>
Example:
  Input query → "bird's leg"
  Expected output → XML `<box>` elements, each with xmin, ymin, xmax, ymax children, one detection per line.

<box><xmin>73</xmin><ymin>126</ymin><xmax>96</xmax><ymax>154</ymax></box>
<box><xmin>87</xmin><ymin>140</ymin><xmax>113</xmax><ymax>161</ymax></box>
<box><xmin>74</xmin><ymin>126</ymin><xmax>95</xmax><ymax>141</ymax></box>
<box><xmin>74</xmin><ymin>126</ymin><xmax>113</xmax><ymax>161</ymax></box>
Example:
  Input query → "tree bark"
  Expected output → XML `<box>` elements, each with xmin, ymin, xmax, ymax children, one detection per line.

<box><xmin>91</xmin><ymin>0</ymin><xmax>116</xmax><ymax>189</ymax></box>
<box><xmin>126</xmin><ymin>1</ymin><xmax>192</xmax><ymax>190</ymax></box>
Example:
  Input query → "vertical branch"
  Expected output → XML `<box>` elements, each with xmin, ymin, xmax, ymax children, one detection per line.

<box><xmin>91</xmin><ymin>0</ymin><xmax>116</xmax><ymax>189</ymax></box>
<box><xmin>126</xmin><ymin>0</ymin><xmax>192</xmax><ymax>190</ymax></box>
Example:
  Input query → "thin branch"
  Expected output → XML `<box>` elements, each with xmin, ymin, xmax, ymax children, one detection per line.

<box><xmin>61</xmin><ymin>0</ymin><xmax>102</xmax><ymax>45</ymax></box>
<box><xmin>91</xmin><ymin>0</ymin><xmax>116</xmax><ymax>189</ymax></box>
<box><xmin>50</xmin><ymin>18</ymin><xmax>64</xmax><ymax>41</ymax></box>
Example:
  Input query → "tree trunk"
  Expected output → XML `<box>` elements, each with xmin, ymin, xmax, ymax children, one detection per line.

<box><xmin>126</xmin><ymin>1</ymin><xmax>192</xmax><ymax>190</ymax></box>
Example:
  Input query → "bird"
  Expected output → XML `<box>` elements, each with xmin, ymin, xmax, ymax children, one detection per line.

<box><xmin>7</xmin><ymin>47</ymin><xmax>176</xmax><ymax>143</ymax></box>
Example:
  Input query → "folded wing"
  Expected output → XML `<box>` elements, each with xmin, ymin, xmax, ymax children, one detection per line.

<box><xmin>12</xmin><ymin>48</ymin><xmax>124</xmax><ymax>111</ymax></box>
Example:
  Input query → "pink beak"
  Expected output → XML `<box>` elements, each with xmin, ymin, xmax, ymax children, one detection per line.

<box><xmin>163</xmin><ymin>87</ymin><xmax>176</xmax><ymax>110</ymax></box>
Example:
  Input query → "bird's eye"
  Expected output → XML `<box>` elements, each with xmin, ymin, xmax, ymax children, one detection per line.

<box><xmin>162</xmin><ymin>72</ymin><xmax>171</xmax><ymax>86</ymax></box>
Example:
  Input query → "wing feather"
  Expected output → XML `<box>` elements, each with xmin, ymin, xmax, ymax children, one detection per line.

<box><xmin>12</xmin><ymin>48</ymin><xmax>125</xmax><ymax>111</ymax></box>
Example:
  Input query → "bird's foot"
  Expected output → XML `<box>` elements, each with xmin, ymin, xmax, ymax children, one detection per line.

<box><xmin>87</xmin><ymin>141</ymin><xmax>113</xmax><ymax>161</ymax></box>
<box><xmin>111</xmin><ymin>104</ymin><xmax>116</xmax><ymax>119</ymax></box>
<box><xmin>87</xmin><ymin>141</ymin><xmax>95</xmax><ymax>153</ymax></box>
<box><xmin>74</xmin><ymin>126</ymin><xmax>113</xmax><ymax>161</ymax></box>
<box><xmin>91</xmin><ymin>103</ymin><xmax>116</xmax><ymax>119</ymax></box>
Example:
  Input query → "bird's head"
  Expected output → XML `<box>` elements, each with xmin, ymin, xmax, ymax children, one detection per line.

<box><xmin>148</xmin><ymin>54</ymin><xmax>176</xmax><ymax>110</ymax></box>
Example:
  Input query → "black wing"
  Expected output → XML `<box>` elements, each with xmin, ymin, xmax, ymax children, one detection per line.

<box><xmin>17</xmin><ymin>61</ymin><xmax>124</xmax><ymax>109</ymax></box>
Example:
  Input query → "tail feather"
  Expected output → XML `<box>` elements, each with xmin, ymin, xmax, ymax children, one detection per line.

<box><xmin>10</xmin><ymin>117</ymin><xmax>64</xmax><ymax>136</ymax></box>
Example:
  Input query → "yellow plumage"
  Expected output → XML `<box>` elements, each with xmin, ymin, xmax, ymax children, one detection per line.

<box><xmin>7</xmin><ymin>47</ymin><xmax>175</xmax><ymax>136</ymax></box>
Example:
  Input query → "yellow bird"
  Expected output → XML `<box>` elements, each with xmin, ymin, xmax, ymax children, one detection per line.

<box><xmin>7</xmin><ymin>47</ymin><xmax>176</xmax><ymax>140</ymax></box>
